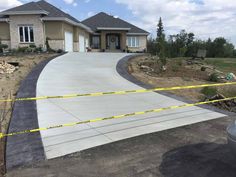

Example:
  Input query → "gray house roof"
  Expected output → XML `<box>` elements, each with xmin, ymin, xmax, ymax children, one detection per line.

<box><xmin>82</xmin><ymin>12</ymin><xmax>149</xmax><ymax>35</ymax></box>
<box><xmin>0</xmin><ymin>0</ymin><xmax>80</xmax><ymax>23</ymax></box>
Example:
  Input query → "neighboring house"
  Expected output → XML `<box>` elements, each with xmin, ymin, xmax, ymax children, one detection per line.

<box><xmin>0</xmin><ymin>0</ymin><xmax>149</xmax><ymax>52</ymax></box>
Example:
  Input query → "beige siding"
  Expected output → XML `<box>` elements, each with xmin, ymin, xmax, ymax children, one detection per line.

<box><xmin>45</xmin><ymin>21</ymin><xmax>63</xmax><ymax>40</ymax></box>
<box><xmin>74</xmin><ymin>26</ymin><xmax>90</xmax><ymax>52</ymax></box>
<box><xmin>127</xmin><ymin>35</ymin><xmax>147</xmax><ymax>52</ymax></box>
<box><xmin>9</xmin><ymin>15</ymin><xmax>45</xmax><ymax>49</ymax></box>
<box><xmin>0</xmin><ymin>22</ymin><xmax>10</xmax><ymax>40</ymax></box>
<box><xmin>63</xmin><ymin>22</ymin><xmax>73</xmax><ymax>34</ymax></box>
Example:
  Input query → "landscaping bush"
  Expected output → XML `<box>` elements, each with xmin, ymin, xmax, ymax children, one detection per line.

<box><xmin>17</xmin><ymin>46</ymin><xmax>29</xmax><ymax>53</ymax></box>
<box><xmin>171</xmin><ymin>64</ymin><xmax>180</xmax><ymax>72</ymax></box>
<box><xmin>201</xmin><ymin>87</ymin><xmax>218</xmax><ymax>97</ymax></box>
<box><xmin>208</xmin><ymin>73</ymin><xmax>220</xmax><ymax>82</ymax></box>
<box><xmin>57</xmin><ymin>49</ymin><xmax>63</xmax><ymax>53</ymax></box>
<box><xmin>201</xmin><ymin>66</ymin><xmax>206</xmax><ymax>71</ymax></box>
<box><xmin>29</xmin><ymin>44</ymin><xmax>36</xmax><ymax>49</ymax></box>
<box><xmin>0</xmin><ymin>44</ymin><xmax>8</xmax><ymax>53</ymax></box>
<box><xmin>35</xmin><ymin>47</ymin><xmax>43</xmax><ymax>53</ymax></box>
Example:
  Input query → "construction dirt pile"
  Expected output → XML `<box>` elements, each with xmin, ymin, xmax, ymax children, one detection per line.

<box><xmin>0</xmin><ymin>61</ymin><xmax>17</xmax><ymax>74</ymax></box>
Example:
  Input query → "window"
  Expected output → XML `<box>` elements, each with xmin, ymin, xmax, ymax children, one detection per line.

<box><xmin>91</xmin><ymin>36</ymin><xmax>100</xmax><ymax>49</ymax></box>
<box><xmin>126</xmin><ymin>36</ymin><xmax>139</xmax><ymax>47</ymax></box>
<box><xmin>19</xmin><ymin>26</ymin><xmax>34</xmax><ymax>43</ymax></box>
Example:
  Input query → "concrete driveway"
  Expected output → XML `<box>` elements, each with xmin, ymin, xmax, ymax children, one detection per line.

<box><xmin>36</xmin><ymin>52</ymin><xmax>226</xmax><ymax>159</ymax></box>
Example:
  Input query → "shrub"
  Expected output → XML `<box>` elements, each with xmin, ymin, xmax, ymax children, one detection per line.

<box><xmin>0</xmin><ymin>44</ymin><xmax>8</xmax><ymax>53</ymax></box>
<box><xmin>17</xmin><ymin>46</ymin><xmax>29</xmax><ymax>53</ymax></box>
<box><xmin>171</xmin><ymin>65</ymin><xmax>180</xmax><ymax>72</ymax></box>
<box><xmin>29</xmin><ymin>44</ymin><xmax>36</xmax><ymax>48</ymax></box>
<box><xmin>176</xmin><ymin>60</ymin><xmax>183</xmax><ymax>66</ymax></box>
<box><xmin>201</xmin><ymin>87</ymin><xmax>218</xmax><ymax>97</ymax></box>
<box><xmin>208</xmin><ymin>73</ymin><xmax>220</xmax><ymax>82</ymax></box>
<box><xmin>201</xmin><ymin>66</ymin><xmax>206</xmax><ymax>71</ymax></box>
<box><xmin>35</xmin><ymin>47</ymin><xmax>43</xmax><ymax>53</ymax></box>
<box><xmin>57</xmin><ymin>49</ymin><xmax>63</xmax><ymax>53</ymax></box>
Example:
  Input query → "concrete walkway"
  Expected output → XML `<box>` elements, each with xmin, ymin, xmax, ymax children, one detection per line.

<box><xmin>36</xmin><ymin>53</ymin><xmax>226</xmax><ymax>159</ymax></box>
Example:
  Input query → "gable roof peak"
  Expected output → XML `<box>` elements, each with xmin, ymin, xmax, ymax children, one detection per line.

<box><xmin>82</xmin><ymin>12</ymin><xmax>149</xmax><ymax>34</ymax></box>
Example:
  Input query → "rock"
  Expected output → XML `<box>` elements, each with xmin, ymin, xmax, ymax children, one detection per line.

<box><xmin>0</xmin><ymin>61</ymin><xmax>16</xmax><ymax>74</ymax></box>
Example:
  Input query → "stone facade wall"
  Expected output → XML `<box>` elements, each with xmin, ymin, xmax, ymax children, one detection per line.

<box><xmin>9</xmin><ymin>15</ymin><xmax>45</xmax><ymax>49</ymax></box>
<box><xmin>48</xmin><ymin>40</ymin><xmax>64</xmax><ymax>51</ymax></box>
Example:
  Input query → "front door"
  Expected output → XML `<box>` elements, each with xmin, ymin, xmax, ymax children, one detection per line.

<box><xmin>109</xmin><ymin>35</ymin><xmax>117</xmax><ymax>50</ymax></box>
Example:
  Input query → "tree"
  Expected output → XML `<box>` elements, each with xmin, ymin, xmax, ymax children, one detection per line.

<box><xmin>157</xmin><ymin>17</ymin><xmax>164</xmax><ymax>42</ymax></box>
<box><xmin>156</xmin><ymin>17</ymin><xmax>166</xmax><ymax>68</ymax></box>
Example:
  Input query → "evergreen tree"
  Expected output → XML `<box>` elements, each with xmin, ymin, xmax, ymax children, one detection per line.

<box><xmin>157</xmin><ymin>17</ymin><xmax>164</xmax><ymax>42</ymax></box>
<box><xmin>156</xmin><ymin>17</ymin><xmax>166</xmax><ymax>68</ymax></box>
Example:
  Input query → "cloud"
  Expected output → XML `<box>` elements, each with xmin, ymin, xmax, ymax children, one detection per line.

<box><xmin>87</xmin><ymin>11</ymin><xmax>95</xmax><ymax>17</ymax></box>
<box><xmin>115</xmin><ymin>0</ymin><xmax>236</xmax><ymax>44</ymax></box>
<box><xmin>63</xmin><ymin>0</ymin><xmax>75</xmax><ymax>5</ymax></box>
<box><xmin>0</xmin><ymin>0</ymin><xmax>22</xmax><ymax>11</ymax></box>
<box><xmin>73</xmin><ymin>2</ymin><xmax>78</xmax><ymax>7</ymax></box>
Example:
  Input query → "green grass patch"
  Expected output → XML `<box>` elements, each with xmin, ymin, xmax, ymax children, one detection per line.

<box><xmin>201</xmin><ymin>87</ymin><xmax>218</xmax><ymax>97</ymax></box>
<box><xmin>205</xmin><ymin>58</ymin><xmax>236</xmax><ymax>72</ymax></box>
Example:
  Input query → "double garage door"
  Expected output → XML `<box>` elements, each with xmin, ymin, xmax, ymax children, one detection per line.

<box><xmin>64</xmin><ymin>31</ymin><xmax>88</xmax><ymax>52</ymax></box>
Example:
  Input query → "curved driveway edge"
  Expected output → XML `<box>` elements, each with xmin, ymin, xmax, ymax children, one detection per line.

<box><xmin>116</xmin><ymin>55</ymin><xmax>236</xmax><ymax>116</ymax></box>
<box><xmin>36</xmin><ymin>53</ymin><xmax>226</xmax><ymax>160</ymax></box>
<box><xmin>6</xmin><ymin>53</ymin><xmax>64</xmax><ymax>170</ymax></box>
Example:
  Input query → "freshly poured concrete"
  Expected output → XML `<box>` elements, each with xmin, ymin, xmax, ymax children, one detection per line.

<box><xmin>37</xmin><ymin>53</ymin><xmax>226</xmax><ymax>159</ymax></box>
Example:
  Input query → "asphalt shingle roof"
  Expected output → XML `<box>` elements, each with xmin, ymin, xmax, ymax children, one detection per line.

<box><xmin>0</xmin><ymin>0</ymin><xmax>80</xmax><ymax>23</ymax></box>
<box><xmin>2</xmin><ymin>2</ymin><xmax>43</xmax><ymax>12</ymax></box>
<box><xmin>82</xmin><ymin>12</ymin><xmax>149</xmax><ymax>34</ymax></box>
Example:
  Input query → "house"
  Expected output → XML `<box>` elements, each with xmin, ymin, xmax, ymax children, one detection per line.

<box><xmin>0</xmin><ymin>0</ymin><xmax>149</xmax><ymax>52</ymax></box>
<box><xmin>82</xmin><ymin>12</ymin><xmax>149</xmax><ymax>52</ymax></box>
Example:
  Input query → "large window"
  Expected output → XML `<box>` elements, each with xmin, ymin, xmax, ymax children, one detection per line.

<box><xmin>127</xmin><ymin>36</ymin><xmax>139</xmax><ymax>47</ymax></box>
<box><xmin>19</xmin><ymin>26</ymin><xmax>34</xmax><ymax>43</ymax></box>
<box><xmin>91</xmin><ymin>36</ymin><xmax>100</xmax><ymax>49</ymax></box>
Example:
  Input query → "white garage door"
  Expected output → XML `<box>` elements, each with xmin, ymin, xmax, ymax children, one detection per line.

<box><xmin>79</xmin><ymin>35</ymin><xmax>85</xmax><ymax>52</ymax></box>
<box><xmin>65</xmin><ymin>31</ymin><xmax>73</xmax><ymax>52</ymax></box>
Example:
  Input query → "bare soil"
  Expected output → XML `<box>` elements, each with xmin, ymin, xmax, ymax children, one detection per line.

<box><xmin>0</xmin><ymin>53</ymin><xmax>57</xmax><ymax>177</ymax></box>
<box><xmin>128</xmin><ymin>56</ymin><xmax>236</xmax><ymax>102</ymax></box>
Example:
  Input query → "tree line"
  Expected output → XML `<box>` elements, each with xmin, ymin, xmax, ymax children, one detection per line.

<box><xmin>148</xmin><ymin>18</ymin><xmax>236</xmax><ymax>58</ymax></box>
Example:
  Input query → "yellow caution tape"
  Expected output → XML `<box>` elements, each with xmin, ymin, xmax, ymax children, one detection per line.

<box><xmin>1</xmin><ymin>96</ymin><xmax>235</xmax><ymax>139</ymax></box>
<box><xmin>0</xmin><ymin>82</ymin><xmax>236</xmax><ymax>102</ymax></box>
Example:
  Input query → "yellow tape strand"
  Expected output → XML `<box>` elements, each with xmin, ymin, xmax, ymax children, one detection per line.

<box><xmin>0</xmin><ymin>82</ymin><xmax>236</xmax><ymax>102</ymax></box>
<box><xmin>1</xmin><ymin>96</ymin><xmax>235</xmax><ymax>139</ymax></box>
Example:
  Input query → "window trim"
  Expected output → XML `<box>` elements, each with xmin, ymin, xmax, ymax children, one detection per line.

<box><xmin>18</xmin><ymin>25</ymin><xmax>34</xmax><ymax>43</ymax></box>
<box><xmin>126</xmin><ymin>36</ymin><xmax>139</xmax><ymax>48</ymax></box>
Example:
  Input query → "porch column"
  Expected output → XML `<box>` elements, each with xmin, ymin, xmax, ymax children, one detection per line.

<box><xmin>101</xmin><ymin>31</ymin><xmax>106</xmax><ymax>51</ymax></box>
<box><xmin>120</xmin><ymin>32</ymin><xmax>127</xmax><ymax>51</ymax></box>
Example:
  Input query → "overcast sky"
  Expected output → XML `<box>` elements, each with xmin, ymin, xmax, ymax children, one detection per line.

<box><xmin>1</xmin><ymin>0</ymin><xmax>236</xmax><ymax>45</ymax></box>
